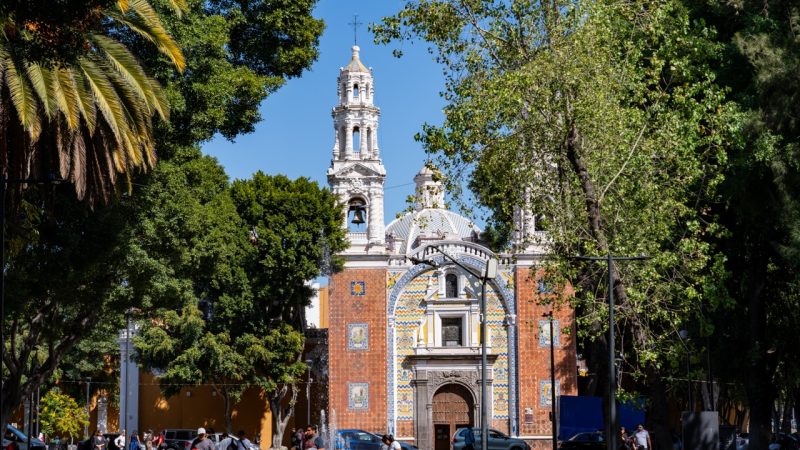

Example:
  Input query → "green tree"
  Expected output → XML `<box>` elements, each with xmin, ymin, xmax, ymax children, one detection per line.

<box><xmin>230</xmin><ymin>173</ymin><xmax>346</xmax><ymax>447</ymax></box>
<box><xmin>374</xmin><ymin>1</ymin><xmax>733</xmax><ymax>446</ymax></box>
<box><xmin>135</xmin><ymin>172</ymin><xmax>346</xmax><ymax>442</ymax></box>
<box><xmin>684</xmin><ymin>2</ymin><xmax>800</xmax><ymax>449</ymax></box>
<box><xmin>39</xmin><ymin>388</ymin><xmax>88</xmax><ymax>443</ymax></box>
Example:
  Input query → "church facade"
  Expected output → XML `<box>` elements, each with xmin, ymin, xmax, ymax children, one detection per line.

<box><xmin>325</xmin><ymin>46</ymin><xmax>577</xmax><ymax>450</ymax></box>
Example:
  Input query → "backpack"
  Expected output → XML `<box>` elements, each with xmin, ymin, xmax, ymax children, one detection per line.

<box><xmin>226</xmin><ymin>439</ymin><xmax>238</xmax><ymax>450</ymax></box>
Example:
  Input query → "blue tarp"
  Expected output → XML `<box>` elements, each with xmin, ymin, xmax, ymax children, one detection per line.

<box><xmin>558</xmin><ymin>396</ymin><xmax>646</xmax><ymax>440</ymax></box>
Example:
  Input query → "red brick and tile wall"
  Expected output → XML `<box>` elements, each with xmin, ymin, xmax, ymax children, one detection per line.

<box><xmin>515</xmin><ymin>266</ymin><xmax>578</xmax><ymax>442</ymax></box>
<box><xmin>328</xmin><ymin>268</ymin><xmax>388</xmax><ymax>432</ymax></box>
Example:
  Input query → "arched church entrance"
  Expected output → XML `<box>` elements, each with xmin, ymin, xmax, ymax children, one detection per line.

<box><xmin>432</xmin><ymin>384</ymin><xmax>474</xmax><ymax>450</ymax></box>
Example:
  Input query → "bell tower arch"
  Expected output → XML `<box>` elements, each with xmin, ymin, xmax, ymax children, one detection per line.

<box><xmin>327</xmin><ymin>45</ymin><xmax>386</xmax><ymax>252</ymax></box>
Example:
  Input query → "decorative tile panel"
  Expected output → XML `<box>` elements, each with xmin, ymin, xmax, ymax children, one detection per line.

<box><xmin>539</xmin><ymin>379</ymin><xmax>561</xmax><ymax>408</ymax></box>
<box><xmin>348</xmin><ymin>323</ymin><xmax>369</xmax><ymax>350</ymax></box>
<box><xmin>386</xmin><ymin>258</ymin><xmax>518</xmax><ymax>434</ymax></box>
<box><xmin>538</xmin><ymin>319</ymin><xmax>561</xmax><ymax>347</ymax></box>
<box><xmin>351</xmin><ymin>280</ymin><xmax>366</xmax><ymax>296</ymax></box>
<box><xmin>348</xmin><ymin>382</ymin><xmax>369</xmax><ymax>410</ymax></box>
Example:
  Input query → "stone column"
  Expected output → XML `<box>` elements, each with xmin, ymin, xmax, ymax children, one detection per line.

<box><xmin>368</xmin><ymin>189</ymin><xmax>384</xmax><ymax>245</ymax></box>
<box><xmin>333</xmin><ymin>125</ymin><xmax>339</xmax><ymax>159</ymax></box>
<box><xmin>345</xmin><ymin>123</ymin><xmax>353</xmax><ymax>159</ymax></box>
<box><xmin>360</xmin><ymin>121</ymin><xmax>367</xmax><ymax>155</ymax></box>
<box><xmin>96</xmin><ymin>396</ymin><xmax>108</xmax><ymax>434</ymax></box>
<box><xmin>118</xmin><ymin>324</ymin><xmax>139</xmax><ymax>435</ymax></box>
<box><xmin>413</xmin><ymin>371</ymin><xmax>431</xmax><ymax>450</ymax></box>
<box><xmin>372</xmin><ymin>124</ymin><xmax>380</xmax><ymax>158</ymax></box>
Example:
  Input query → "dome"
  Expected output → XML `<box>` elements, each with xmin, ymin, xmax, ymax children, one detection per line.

<box><xmin>343</xmin><ymin>45</ymin><xmax>369</xmax><ymax>73</ymax></box>
<box><xmin>386</xmin><ymin>208</ymin><xmax>482</xmax><ymax>254</ymax></box>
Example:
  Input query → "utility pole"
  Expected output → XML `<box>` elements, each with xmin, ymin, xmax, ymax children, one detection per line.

<box><xmin>544</xmin><ymin>311</ymin><xmax>557</xmax><ymax>450</ymax></box>
<box><xmin>85</xmin><ymin>378</ymin><xmax>92</xmax><ymax>439</ymax></box>
<box><xmin>572</xmin><ymin>252</ymin><xmax>648</xmax><ymax>450</ymax></box>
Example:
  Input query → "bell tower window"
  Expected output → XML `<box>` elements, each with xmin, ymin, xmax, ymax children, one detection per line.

<box><xmin>353</xmin><ymin>127</ymin><xmax>361</xmax><ymax>154</ymax></box>
<box><xmin>353</xmin><ymin>83</ymin><xmax>360</xmax><ymax>98</ymax></box>
<box><xmin>348</xmin><ymin>198</ymin><xmax>367</xmax><ymax>231</ymax></box>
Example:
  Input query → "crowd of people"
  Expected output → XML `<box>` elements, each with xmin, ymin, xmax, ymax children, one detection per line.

<box><xmin>83</xmin><ymin>428</ymin><xmax>258</xmax><ymax>450</ymax></box>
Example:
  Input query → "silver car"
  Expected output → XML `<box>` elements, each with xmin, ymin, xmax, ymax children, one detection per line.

<box><xmin>451</xmin><ymin>428</ymin><xmax>530</xmax><ymax>450</ymax></box>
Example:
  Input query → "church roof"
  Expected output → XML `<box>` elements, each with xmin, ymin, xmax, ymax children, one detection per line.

<box><xmin>386</xmin><ymin>208</ymin><xmax>482</xmax><ymax>253</ymax></box>
<box><xmin>343</xmin><ymin>45</ymin><xmax>369</xmax><ymax>73</ymax></box>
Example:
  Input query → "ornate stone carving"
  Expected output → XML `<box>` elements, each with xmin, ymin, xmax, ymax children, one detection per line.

<box><xmin>426</xmin><ymin>369</ymin><xmax>481</xmax><ymax>401</ymax></box>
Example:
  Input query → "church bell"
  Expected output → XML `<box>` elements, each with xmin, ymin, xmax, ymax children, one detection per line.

<box><xmin>350</xmin><ymin>205</ymin><xmax>366</xmax><ymax>225</ymax></box>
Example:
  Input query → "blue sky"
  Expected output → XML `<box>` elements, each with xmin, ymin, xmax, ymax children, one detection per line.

<box><xmin>202</xmin><ymin>0</ymin><xmax>450</xmax><ymax>224</ymax></box>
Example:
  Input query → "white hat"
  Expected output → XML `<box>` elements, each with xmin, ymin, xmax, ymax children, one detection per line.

<box><xmin>197</xmin><ymin>428</ymin><xmax>206</xmax><ymax>435</ymax></box>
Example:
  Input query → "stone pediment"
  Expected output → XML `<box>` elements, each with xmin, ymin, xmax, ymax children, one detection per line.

<box><xmin>328</xmin><ymin>162</ymin><xmax>385</xmax><ymax>179</ymax></box>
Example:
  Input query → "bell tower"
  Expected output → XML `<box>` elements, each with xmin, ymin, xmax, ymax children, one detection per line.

<box><xmin>327</xmin><ymin>45</ymin><xmax>386</xmax><ymax>252</ymax></box>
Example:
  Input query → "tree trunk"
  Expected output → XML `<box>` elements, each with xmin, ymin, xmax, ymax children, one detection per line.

<box><xmin>744</xmin><ymin>269</ymin><xmax>774</xmax><ymax>450</ymax></box>
<box><xmin>269</xmin><ymin>384</ymin><xmax>299</xmax><ymax>450</ymax></box>
<box><xmin>219</xmin><ymin>386</ymin><xmax>233</xmax><ymax>434</ymax></box>
<box><xmin>647</xmin><ymin>371</ymin><xmax>672</xmax><ymax>450</ymax></box>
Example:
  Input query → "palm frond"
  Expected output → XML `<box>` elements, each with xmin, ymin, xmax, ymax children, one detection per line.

<box><xmin>72</xmin><ymin>70</ymin><xmax>98</xmax><ymax>135</ymax></box>
<box><xmin>79</xmin><ymin>57</ymin><xmax>127</xmax><ymax>144</ymax></box>
<box><xmin>110</xmin><ymin>0</ymin><xmax>185</xmax><ymax>71</ymax></box>
<box><xmin>3</xmin><ymin>53</ymin><xmax>42</xmax><ymax>141</ymax></box>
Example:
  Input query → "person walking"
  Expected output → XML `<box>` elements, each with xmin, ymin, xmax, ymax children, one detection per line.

<box><xmin>303</xmin><ymin>426</ymin><xmax>324</xmax><ymax>450</ymax></box>
<box><xmin>620</xmin><ymin>427</ymin><xmax>633</xmax><ymax>450</ymax></box>
<box><xmin>463</xmin><ymin>429</ymin><xmax>476</xmax><ymax>450</ymax></box>
<box><xmin>633</xmin><ymin>424</ymin><xmax>652</xmax><ymax>450</ymax></box>
<box><xmin>92</xmin><ymin>430</ymin><xmax>106</xmax><ymax>450</ymax></box>
<box><xmin>152</xmin><ymin>431</ymin><xmax>165</xmax><ymax>450</ymax></box>
<box><xmin>129</xmin><ymin>431</ymin><xmax>141</xmax><ymax>450</ymax></box>
<box><xmin>236</xmin><ymin>431</ymin><xmax>253</xmax><ymax>450</ymax></box>
<box><xmin>293</xmin><ymin>429</ymin><xmax>305</xmax><ymax>450</ymax></box>
<box><xmin>144</xmin><ymin>431</ymin><xmax>154</xmax><ymax>450</ymax></box>
<box><xmin>191</xmin><ymin>429</ymin><xmax>214</xmax><ymax>450</ymax></box>
<box><xmin>115</xmin><ymin>430</ymin><xmax>126</xmax><ymax>450</ymax></box>
<box><xmin>381</xmin><ymin>436</ymin><xmax>400</xmax><ymax>450</ymax></box>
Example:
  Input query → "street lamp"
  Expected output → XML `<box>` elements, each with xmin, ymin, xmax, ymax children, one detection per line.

<box><xmin>1</xmin><ymin>175</ymin><xmax>65</xmax><ymax>427</ymax></box>
<box><xmin>305</xmin><ymin>359</ymin><xmax>313</xmax><ymax>426</ymax></box>
<box><xmin>410</xmin><ymin>245</ymin><xmax>498</xmax><ymax>450</ymax></box>
<box><xmin>543</xmin><ymin>311</ymin><xmax>557</xmax><ymax>450</ymax></box>
<box><xmin>678</xmin><ymin>330</ymin><xmax>691</xmax><ymax>411</ymax></box>
<box><xmin>571</xmin><ymin>252</ymin><xmax>648</xmax><ymax>450</ymax></box>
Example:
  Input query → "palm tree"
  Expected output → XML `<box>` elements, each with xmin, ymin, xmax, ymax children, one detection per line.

<box><xmin>0</xmin><ymin>0</ymin><xmax>186</xmax><ymax>204</ymax></box>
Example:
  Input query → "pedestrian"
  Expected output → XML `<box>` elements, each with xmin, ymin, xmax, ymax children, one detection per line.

<box><xmin>381</xmin><ymin>435</ymin><xmax>400</xmax><ymax>450</ymax></box>
<box><xmin>294</xmin><ymin>429</ymin><xmax>305</xmax><ymax>450</ymax></box>
<box><xmin>152</xmin><ymin>431</ymin><xmax>165</xmax><ymax>450</ymax></box>
<box><xmin>115</xmin><ymin>430</ymin><xmax>126</xmax><ymax>450</ymax></box>
<box><xmin>290</xmin><ymin>429</ymin><xmax>301</xmax><ymax>450</ymax></box>
<box><xmin>191</xmin><ymin>429</ymin><xmax>215</xmax><ymax>450</ymax></box>
<box><xmin>129</xmin><ymin>431</ymin><xmax>141</xmax><ymax>450</ymax></box>
<box><xmin>144</xmin><ymin>431</ymin><xmax>154</xmax><ymax>450</ymax></box>
<box><xmin>619</xmin><ymin>427</ymin><xmax>631</xmax><ymax>450</ymax></box>
<box><xmin>237</xmin><ymin>431</ymin><xmax>253</xmax><ymax>450</ymax></box>
<box><xmin>463</xmin><ymin>428</ymin><xmax>476</xmax><ymax>450</ymax></box>
<box><xmin>633</xmin><ymin>424</ymin><xmax>652</xmax><ymax>450</ymax></box>
<box><xmin>303</xmin><ymin>426</ymin><xmax>324</xmax><ymax>450</ymax></box>
<box><xmin>92</xmin><ymin>430</ymin><xmax>106</xmax><ymax>450</ymax></box>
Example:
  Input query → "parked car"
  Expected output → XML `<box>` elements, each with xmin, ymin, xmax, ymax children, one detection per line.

<box><xmin>452</xmin><ymin>428</ymin><xmax>530</xmax><ymax>450</ymax></box>
<box><xmin>769</xmin><ymin>433</ymin><xmax>799</xmax><ymax>450</ymax></box>
<box><xmin>335</xmin><ymin>430</ymin><xmax>417</xmax><ymax>450</ymax></box>
<box><xmin>159</xmin><ymin>430</ymin><xmax>197</xmax><ymax>450</ymax></box>
<box><xmin>3</xmin><ymin>425</ymin><xmax>46</xmax><ymax>450</ymax></box>
<box><xmin>558</xmin><ymin>432</ymin><xmax>606</xmax><ymax>450</ymax></box>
